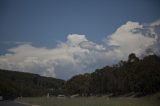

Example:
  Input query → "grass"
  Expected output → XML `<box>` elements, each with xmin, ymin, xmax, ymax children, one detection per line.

<box><xmin>16</xmin><ymin>93</ymin><xmax>160</xmax><ymax>106</ymax></box>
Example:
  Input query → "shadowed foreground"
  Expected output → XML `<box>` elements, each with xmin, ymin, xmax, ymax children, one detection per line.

<box><xmin>0</xmin><ymin>101</ymin><xmax>30</xmax><ymax>106</ymax></box>
<box><xmin>16</xmin><ymin>93</ymin><xmax>160</xmax><ymax>106</ymax></box>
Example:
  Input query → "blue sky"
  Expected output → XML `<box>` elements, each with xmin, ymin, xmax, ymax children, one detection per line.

<box><xmin>0</xmin><ymin>0</ymin><xmax>160</xmax><ymax>79</ymax></box>
<box><xmin>1</xmin><ymin>0</ymin><xmax>160</xmax><ymax>48</ymax></box>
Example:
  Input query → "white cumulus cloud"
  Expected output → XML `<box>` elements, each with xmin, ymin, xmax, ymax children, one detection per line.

<box><xmin>0</xmin><ymin>20</ymin><xmax>160</xmax><ymax>79</ymax></box>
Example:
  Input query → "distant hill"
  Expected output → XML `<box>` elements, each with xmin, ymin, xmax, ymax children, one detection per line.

<box><xmin>0</xmin><ymin>69</ymin><xmax>64</xmax><ymax>100</ymax></box>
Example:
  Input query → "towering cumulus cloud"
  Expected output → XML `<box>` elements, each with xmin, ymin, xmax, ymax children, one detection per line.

<box><xmin>0</xmin><ymin>20</ymin><xmax>160</xmax><ymax>79</ymax></box>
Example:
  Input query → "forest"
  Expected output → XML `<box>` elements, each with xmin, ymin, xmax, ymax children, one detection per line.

<box><xmin>0</xmin><ymin>53</ymin><xmax>160</xmax><ymax>100</ymax></box>
<box><xmin>64</xmin><ymin>53</ymin><xmax>160</xmax><ymax>97</ymax></box>
<box><xmin>0</xmin><ymin>69</ymin><xmax>64</xmax><ymax>100</ymax></box>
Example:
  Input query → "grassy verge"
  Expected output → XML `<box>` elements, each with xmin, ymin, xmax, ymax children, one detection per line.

<box><xmin>16</xmin><ymin>93</ymin><xmax>160</xmax><ymax>106</ymax></box>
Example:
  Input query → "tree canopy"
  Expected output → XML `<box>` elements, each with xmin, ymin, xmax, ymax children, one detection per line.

<box><xmin>65</xmin><ymin>53</ymin><xmax>160</xmax><ymax>96</ymax></box>
<box><xmin>0</xmin><ymin>69</ymin><xmax>64</xmax><ymax>100</ymax></box>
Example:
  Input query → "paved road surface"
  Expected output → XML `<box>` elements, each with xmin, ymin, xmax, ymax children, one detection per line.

<box><xmin>0</xmin><ymin>101</ymin><xmax>30</xmax><ymax>106</ymax></box>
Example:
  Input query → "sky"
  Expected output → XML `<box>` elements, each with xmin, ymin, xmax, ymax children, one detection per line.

<box><xmin>0</xmin><ymin>0</ymin><xmax>160</xmax><ymax>79</ymax></box>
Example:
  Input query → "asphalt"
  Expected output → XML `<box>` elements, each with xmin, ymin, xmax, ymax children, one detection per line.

<box><xmin>0</xmin><ymin>101</ymin><xmax>30</xmax><ymax>106</ymax></box>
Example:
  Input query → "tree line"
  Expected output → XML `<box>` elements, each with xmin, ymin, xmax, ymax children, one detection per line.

<box><xmin>64</xmin><ymin>53</ymin><xmax>160</xmax><ymax>97</ymax></box>
<box><xmin>0</xmin><ymin>69</ymin><xmax>64</xmax><ymax>100</ymax></box>
<box><xmin>0</xmin><ymin>53</ymin><xmax>160</xmax><ymax>99</ymax></box>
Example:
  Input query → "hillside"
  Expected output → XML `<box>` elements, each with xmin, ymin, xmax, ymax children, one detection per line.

<box><xmin>1</xmin><ymin>53</ymin><xmax>160</xmax><ymax>100</ymax></box>
<box><xmin>0</xmin><ymin>69</ymin><xmax>64</xmax><ymax>100</ymax></box>
<box><xmin>65</xmin><ymin>53</ymin><xmax>160</xmax><ymax>96</ymax></box>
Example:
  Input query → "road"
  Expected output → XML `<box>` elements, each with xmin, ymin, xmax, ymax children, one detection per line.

<box><xmin>0</xmin><ymin>101</ymin><xmax>30</xmax><ymax>106</ymax></box>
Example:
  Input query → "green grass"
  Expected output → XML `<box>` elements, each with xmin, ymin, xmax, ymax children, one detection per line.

<box><xmin>16</xmin><ymin>93</ymin><xmax>160</xmax><ymax>106</ymax></box>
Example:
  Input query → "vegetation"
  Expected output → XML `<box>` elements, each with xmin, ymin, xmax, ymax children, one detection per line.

<box><xmin>0</xmin><ymin>69</ymin><xmax>64</xmax><ymax>100</ymax></box>
<box><xmin>65</xmin><ymin>53</ymin><xmax>160</xmax><ymax>96</ymax></box>
<box><xmin>1</xmin><ymin>53</ymin><xmax>160</xmax><ymax>101</ymax></box>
